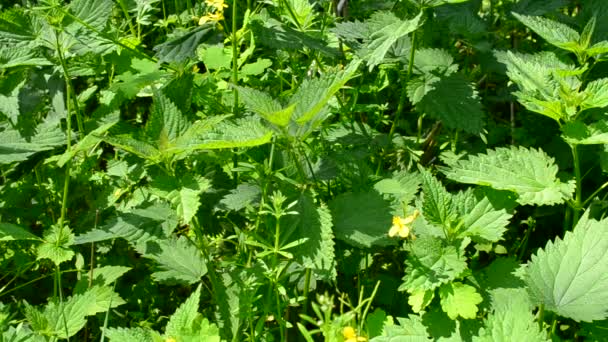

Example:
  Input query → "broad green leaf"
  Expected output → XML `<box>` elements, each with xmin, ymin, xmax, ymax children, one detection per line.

<box><xmin>165</xmin><ymin>284</ymin><xmax>202</xmax><ymax>339</ymax></box>
<box><xmin>399</xmin><ymin>236</ymin><xmax>468</xmax><ymax>293</ymax></box>
<box><xmin>69</xmin><ymin>0</ymin><xmax>113</xmax><ymax>31</ymax></box>
<box><xmin>154</xmin><ymin>25</ymin><xmax>215</xmax><ymax>63</ymax></box>
<box><xmin>370</xmin><ymin>315</ymin><xmax>431</xmax><ymax>342</ymax></box>
<box><xmin>0</xmin><ymin>222</ymin><xmax>40</xmax><ymax>241</ymax></box>
<box><xmin>439</xmin><ymin>282</ymin><xmax>482</xmax><ymax>319</ymax></box>
<box><xmin>525</xmin><ymin>211</ymin><xmax>608</xmax><ymax>322</ymax></box>
<box><xmin>329</xmin><ymin>190</ymin><xmax>395</xmax><ymax>248</ymax></box>
<box><xmin>98</xmin><ymin>134</ymin><xmax>161</xmax><ymax>162</ymax></box>
<box><xmin>0</xmin><ymin>46</ymin><xmax>50</xmax><ymax>69</ymax></box>
<box><xmin>2</xmin><ymin>324</ymin><xmax>46</xmax><ymax>342</ymax></box>
<box><xmin>0</xmin><ymin>8</ymin><xmax>37</xmax><ymax>44</ymax></box>
<box><xmin>0</xmin><ymin>119</ymin><xmax>66</xmax><ymax>165</ymax></box>
<box><xmin>419</xmin><ymin>167</ymin><xmax>456</xmax><ymax>229</ymax></box>
<box><xmin>198</xmin><ymin>45</ymin><xmax>232</xmax><ymax>70</ymax></box>
<box><xmin>215</xmin><ymin>183</ymin><xmax>261</xmax><ymax>212</ymax></box>
<box><xmin>0</xmin><ymin>71</ymin><xmax>25</xmax><ymax>122</ymax></box>
<box><xmin>473</xmin><ymin>288</ymin><xmax>548</xmax><ymax>342</ymax></box>
<box><xmin>454</xmin><ymin>190</ymin><xmax>512</xmax><ymax>243</ymax></box>
<box><xmin>74</xmin><ymin>266</ymin><xmax>132</xmax><ymax>293</ymax></box>
<box><xmin>288</xmin><ymin>60</ymin><xmax>361</xmax><ymax>137</ymax></box>
<box><xmin>37</xmin><ymin>225</ymin><xmax>75</xmax><ymax>266</ymax></box>
<box><xmin>412</xmin><ymin>0</ymin><xmax>469</xmax><ymax>7</ymax></box>
<box><xmin>412</xmin><ymin>73</ymin><xmax>484</xmax><ymax>133</ymax></box>
<box><xmin>374</xmin><ymin>171</ymin><xmax>421</xmax><ymax>205</ymax></box>
<box><xmin>581</xmin><ymin>78</ymin><xmax>608</xmax><ymax>109</ymax></box>
<box><xmin>146</xmin><ymin>90</ymin><xmax>188</xmax><ymax>151</ymax></box>
<box><xmin>147</xmin><ymin>236</ymin><xmax>207</xmax><ymax>285</ymax></box>
<box><xmin>441</xmin><ymin>146</ymin><xmax>575</xmax><ymax>206</ymax></box>
<box><xmin>364</xmin><ymin>12</ymin><xmax>423</xmax><ymax>70</ymax></box>
<box><xmin>513</xmin><ymin>13</ymin><xmax>580</xmax><ymax>52</ymax></box>
<box><xmin>587</xmin><ymin>40</ymin><xmax>608</xmax><ymax>57</ymax></box>
<box><xmin>408</xmin><ymin>289</ymin><xmax>435</xmax><ymax>313</ymax></box>
<box><xmin>104</xmin><ymin>327</ymin><xmax>157</xmax><ymax>342</ymax></box>
<box><xmin>562</xmin><ymin>120</ymin><xmax>608</xmax><ymax>145</ymax></box>
<box><xmin>291</xmin><ymin>192</ymin><xmax>336</xmax><ymax>281</ymax></box>
<box><xmin>149</xmin><ymin>173</ymin><xmax>211</xmax><ymax>224</ymax></box>
<box><xmin>80</xmin><ymin>286</ymin><xmax>126</xmax><ymax>316</ymax></box>
<box><xmin>236</xmin><ymin>86</ymin><xmax>295</xmax><ymax>127</ymax></box>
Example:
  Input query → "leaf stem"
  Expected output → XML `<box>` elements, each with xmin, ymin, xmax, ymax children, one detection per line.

<box><xmin>232</xmin><ymin>0</ymin><xmax>240</xmax><ymax>114</ymax></box>
<box><xmin>571</xmin><ymin>144</ymin><xmax>582</xmax><ymax>227</ymax></box>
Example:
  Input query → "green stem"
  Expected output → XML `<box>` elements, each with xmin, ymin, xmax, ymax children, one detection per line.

<box><xmin>377</xmin><ymin>29</ymin><xmax>418</xmax><ymax>175</ymax></box>
<box><xmin>116</xmin><ymin>0</ymin><xmax>137</xmax><ymax>37</ymax></box>
<box><xmin>582</xmin><ymin>179</ymin><xmax>608</xmax><ymax>207</ymax></box>
<box><xmin>549</xmin><ymin>316</ymin><xmax>558</xmax><ymax>339</ymax></box>
<box><xmin>571</xmin><ymin>144</ymin><xmax>582</xmax><ymax>227</ymax></box>
<box><xmin>302</xmin><ymin>268</ymin><xmax>312</xmax><ymax>315</ymax></box>
<box><xmin>538</xmin><ymin>304</ymin><xmax>545</xmax><ymax>331</ymax></box>
<box><xmin>232</xmin><ymin>0</ymin><xmax>240</xmax><ymax>114</ymax></box>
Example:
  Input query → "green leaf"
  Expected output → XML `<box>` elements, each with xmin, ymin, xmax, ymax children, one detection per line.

<box><xmin>408</xmin><ymin>289</ymin><xmax>435</xmax><ymax>313</ymax></box>
<box><xmin>439</xmin><ymin>282</ymin><xmax>482</xmax><ymax>319</ymax></box>
<box><xmin>374</xmin><ymin>171</ymin><xmax>421</xmax><ymax>205</ymax></box>
<box><xmin>370</xmin><ymin>315</ymin><xmax>431</xmax><ymax>342</ymax></box>
<box><xmin>74</xmin><ymin>266</ymin><xmax>132</xmax><ymax>293</ymax></box>
<box><xmin>419</xmin><ymin>167</ymin><xmax>456</xmax><ymax>229</ymax></box>
<box><xmin>104</xmin><ymin>327</ymin><xmax>157</xmax><ymax>342</ymax></box>
<box><xmin>69</xmin><ymin>0</ymin><xmax>113</xmax><ymax>31</ymax></box>
<box><xmin>330</xmin><ymin>190</ymin><xmax>395</xmax><ymax>248</ymax></box>
<box><xmin>236</xmin><ymin>86</ymin><xmax>295</xmax><ymax>127</ymax></box>
<box><xmin>587</xmin><ymin>40</ymin><xmax>608</xmax><ymax>57</ymax></box>
<box><xmin>412</xmin><ymin>73</ymin><xmax>484</xmax><ymax>133</ymax></box>
<box><xmin>562</xmin><ymin>120</ymin><xmax>608</xmax><ymax>145</ymax></box>
<box><xmin>399</xmin><ymin>236</ymin><xmax>468</xmax><ymax>293</ymax></box>
<box><xmin>216</xmin><ymin>183</ymin><xmax>261</xmax><ymax>212</ymax></box>
<box><xmin>455</xmin><ymin>190</ymin><xmax>513</xmax><ymax>243</ymax></box>
<box><xmin>0</xmin><ymin>118</ymin><xmax>66</xmax><ymax>165</ymax></box>
<box><xmin>365</xmin><ymin>12</ymin><xmax>423</xmax><ymax>71</ymax></box>
<box><xmin>154</xmin><ymin>25</ymin><xmax>215</xmax><ymax>64</ymax></box>
<box><xmin>525</xmin><ymin>211</ymin><xmax>608</xmax><ymax>322</ymax></box>
<box><xmin>198</xmin><ymin>45</ymin><xmax>232</xmax><ymax>71</ymax></box>
<box><xmin>37</xmin><ymin>225</ymin><xmax>75</xmax><ymax>266</ymax></box>
<box><xmin>165</xmin><ymin>284</ymin><xmax>201</xmax><ymax>339</ymax></box>
<box><xmin>582</xmin><ymin>78</ymin><xmax>608</xmax><ymax>109</ymax></box>
<box><xmin>513</xmin><ymin>13</ymin><xmax>580</xmax><ymax>52</ymax></box>
<box><xmin>149</xmin><ymin>173</ymin><xmax>211</xmax><ymax>224</ymax></box>
<box><xmin>2</xmin><ymin>325</ymin><xmax>46</xmax><ymax>342</ymax></box>
<box><xmin>147</xmin><ymin>236</ymin><xmax>207</xmax><ymax>285</ymax></box>
<box><xmin>291</xmin><ymin>192</ymin><xmax>336</xmax><ymax>281</ymax></box>
<box><xmin>474</xmin><ymin>288</ymin><xmax>548</xmax><ymax>342</ymax></box>
<box><xmin>0</xmin><ymin>222</ymin><xmax>40</xmax><ymax>241</ymax></box>
<box><xmin>441</xmin><ymin>146</ymin><xmax>575</xmax><ymax>206</ymax></box>
<box><xmin>0</xmin><ymin>8</ymin><xmax>37</xmax><ymax>44</ymax></box>
<box><xmin>146</xmin><ymin>90</ymin><xmax>188</xmax><ymax>149</ymax></box>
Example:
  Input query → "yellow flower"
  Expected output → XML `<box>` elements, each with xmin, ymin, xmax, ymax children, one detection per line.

<box><xmin>198</xmin><ymin>11</ymin><xmax>224</xmax><ymax>25</ymax></box>
<box><xmin>205</xmin><ymin>0</ymin><xmax>228</xmax><ymax>10</ymax></box>
<box><xmin>388</xmin><ymin>210</ymin><xmax>419</xmax><ymax>238</ymax></box>
<box><xmin>342</xmin><ymin>326</ymin><xmax>367</xmax><ymax>342</ymax></box>
<box><xmin>165</xmin><ymin>338</ymin><xmax>177</xmax><ymax>342</ymax></box>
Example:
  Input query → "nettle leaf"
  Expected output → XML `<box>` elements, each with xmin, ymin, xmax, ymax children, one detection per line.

<box><xmin>147</xmin><ymin>236</ymin><xmax>208</xmax><ymax>285</ymax></box>
<box><xmin>370</xmin><ymin>315</ymin><xmax>431</xmax><ymax>341</ymax></box>
<box><xmin>154</xmin><ymin>25</ymin><xmax>215</xmax><ymax>64</ymax></box>
<box><xmin>145</xmin><ymin>90</ymin><xmax>188</xmax><ymax>150</ymax></box>
<box><xmin>74</xmin><ymin>266</ymin><xmax>131</xmax><ymax>293</ymax></box>
<box><xmin>37</xmin><ymin>225</ymin><xmax>75</xmax><ymax>266</ymax></box>
<box><xmin>525</xmin><ymin>211</ymin><xmax>608</xmax><ymax>322</ymax></box>
<box><xmin>0</xmin><ymin>223</ymin><xmax>41</xmax><ymax>241</ymax></box>
<box><xmin>104</xmin><ymin>327</ymin><xmax>157</xmax><ymax>342</ymax></box>
<box><xmin>291</xmin><ymin>192</ymin><xmax>336</xmax><ymax>282</ymax></box>
<box><xmin>364</xmin><ymin>12</ymin><xmax>423</xmax><ymax>71</ymax></box>
<box><xmin>412</xmin><ymin>73</ymin><xmax>484</xmax><ymax>133</ymax></box>
<box><xmin>69</xmin><ymin>0</ymin><xmax>113</xmax><ymax>31</ymax></box>
<box><xmin>166</xmin><ymin>284</ymin><xmax>201</xmax><ymax>339</ymax></box>
<box><xmin>419</xmin><ymin>167</ymin><xmax>456</xmax><ymax>229</ymax></box>
<box><xmin>236</xmin><ymin>86</ymin><xmax>295</xmax><ymax>127</ymax></box>
<box><xmin>399</xmin><ymin>236</ymin><xmax>469</xmax><ymax>293</ymax></box>
<box><xmin>454</xmin><ymin>189</ymin><xmax>513</xmax><ymax>243</ymax></box>
<box><xmin>149</xmin><ymin>173</ymin><xmax>211</xmax><ymax>224</ymax></box>
<box><xmin>581</xmin><ymin>78</ymin><xmax>608</xmax><ymax>109</ymax></box>
<box><xmin>474</xmin><ymin>288</ymin><xmax>548</xmax><ymax>342</ymax></box>
<box><xmin>562</xmin><ymin>120</ymin><xmax>608</xmax><ymax>145</ymax></box>
<box><xmin>2</xmin><ymin>325</ymin><xmax>46</xmax><ymax>342</ymax></box>
<box><xmin>374</xmin><ymin>171</ymin><xmax>421</xmax><ymax>205</ymax></box>
<box><xmin>441</xmin><ymin>146</ymin><xmax>575</xmax><ymax>206</ymax></box>
<box><xmin>0</xmin><ymin>8</ymin><xmax>38</xmax><ymax>44</ymax></box>
<box><xmin>513</xmin><ymin>13</ymin><xmax>580</xmax><ymax>52</ymax></box>
<box><xmin>329</xmin><ymin>190</ymin><xmax>395</xmax><ymax>248</ymax></box>
<box><xmin>215</xmin><ymin>183</ymin><xmax>261</xmax><ymax>212</ymax></box>
<box><xmin>0</xmin><ymin>118</ymin><xmax>66</xmax><ymax>165</ymax></box>
<box><xmin>439</xmin><ymin>282</ymin><xmax>483</xmax><ymax>320</ymax></box>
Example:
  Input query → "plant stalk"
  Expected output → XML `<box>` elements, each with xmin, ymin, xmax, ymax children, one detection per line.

<box><xmin>571</xmin><ymin>144</ymin><xmax>582</xmax><ymax>227</ymax></box>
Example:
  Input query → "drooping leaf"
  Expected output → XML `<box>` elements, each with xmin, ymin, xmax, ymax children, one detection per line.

<box><xmin>441</xmin><ymin>146</ymin><xmax>575</xmax><ymax>206</ymax></box>
<box><xmin>291</xmin><ymin>192</ymin><xmax>336</xmax><ymax>281</ymax></box>
<box><xmin>439</xmin><ymin>282</ymin><xmax>483</xmax><ymax>319</ymax></box>
<box><xmin>215</xmin><ymin>183</ymin><xmax>261</xmax><ymax>212</ymax></box>
<box><xmin>399</xmin><ymin>236</ymin><xmax>468</xmax><ymax>293</ymax></box>
<box><xmin>0</xmin><ymin>222</ymin><xmax>40</xmax><ymax>241</ymax></box>
<box><xmin>154</xmin><ymin>25</ymin><xmax>215</xmax><ymax>64</ymax></box>
<box><xmin>525</xmin><ymin>211</ymin><xmax>608</xmax><ymax>322</ymax></box>
<box><xmin>561</xmin><ymin>120</ymin><xmax>608</xmax><ymax>145</ymax></box>
<box><xmin>329</xmin><ymin>190</ymin><xmax>395</xmax><ymax>248</ymax></box>
<box><xmin>364</xmin><ymin>12</ymin><xmax>423</xmax><ymax>71</ymax></box>
<box><xmin>513</xmin><ymin>13</ymin><xmax>580</xmax><ymax>52</ymax></box>
<box><xmin>149</xmin><ymin>173</ymin><xmax>211</xmax><ymax>224</ymax></box>
<box><xmin>412</xmin><ymin>73</ymin><xmax>484</xmax><ymax>133</ymax></box>
<box><xmin>236</xmin><ymin>86</ymin><xmax>294</xmax><ymax>127</ymax></box>
<box><xmin>0</xmin><ymin>118</ymin><xmax>66</xmax><ymax>165</ymax></box>
<box><xmin>147</xmin><ymin>236</ymin><xmax>208</xmax><ymax>285</ymax></box>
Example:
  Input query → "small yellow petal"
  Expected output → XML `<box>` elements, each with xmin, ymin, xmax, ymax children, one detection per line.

<box><xmin>343</xmin><ymin>326</ymin><xmax>356</xmax><ymax>339</ymax></box>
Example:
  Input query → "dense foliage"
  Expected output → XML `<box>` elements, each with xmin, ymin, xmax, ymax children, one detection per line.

<box><xmin>1</xmin><ymin>0</ymin><xmax>608</xmax><ymax>341</ymax></box>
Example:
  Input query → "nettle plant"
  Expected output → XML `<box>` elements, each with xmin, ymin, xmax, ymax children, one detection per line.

<box><xmin>1</xmin><ymin>0</ymin><xmax>608</xmax><ymax>341</ymax></box>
